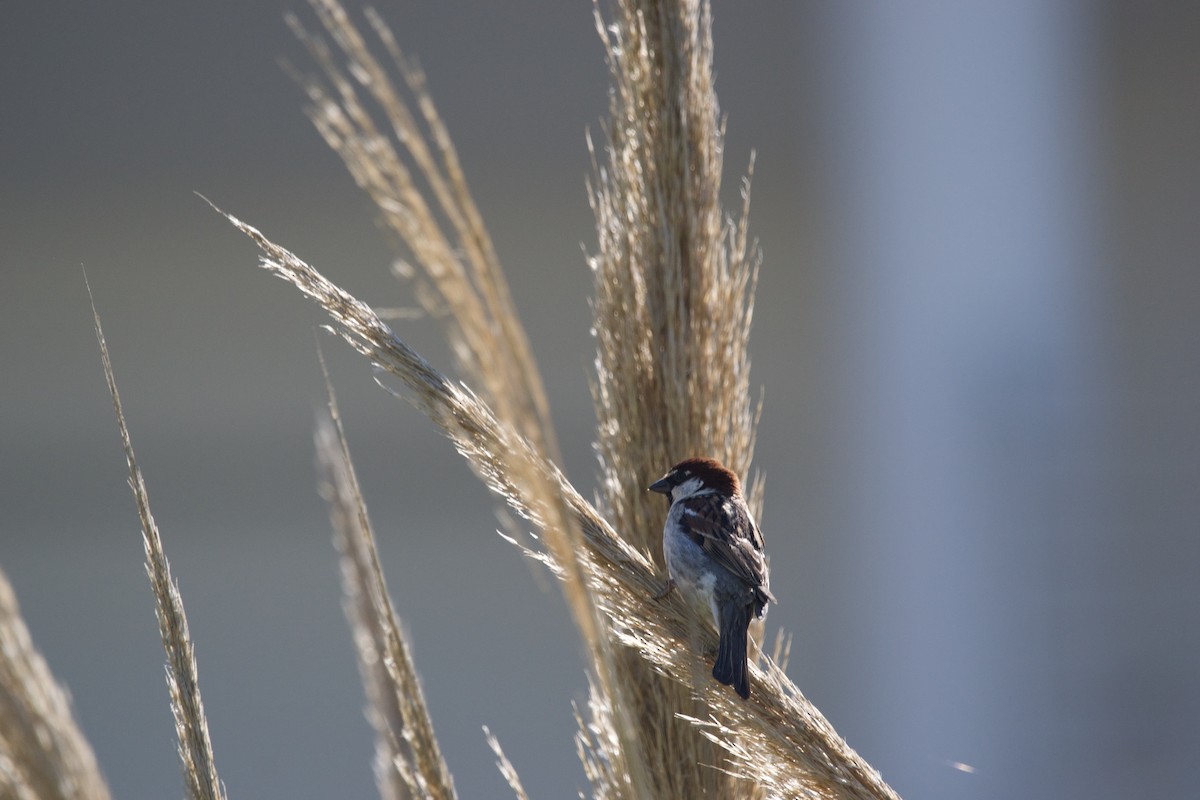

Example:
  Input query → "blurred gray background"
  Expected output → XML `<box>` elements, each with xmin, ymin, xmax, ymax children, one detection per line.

<box><xmin>2</xmin><ymin>2</ymin><xmax>1197</xmax><ymax>798</ymax></box>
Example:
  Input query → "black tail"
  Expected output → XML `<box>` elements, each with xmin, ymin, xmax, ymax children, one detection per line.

<box><xmin>712</xmin><ymin>602</ymin><xmax>752</xmax><ymax>699</ymax></box>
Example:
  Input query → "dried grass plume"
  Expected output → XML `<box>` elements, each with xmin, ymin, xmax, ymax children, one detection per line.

<box><xmin>7</xmin><ymin>1</ymin><xmax>900</xmax><ymax>799</ymax></box>
<box><xmin>87</xmin><ymin>276</ymin><xmax>228</xmax><ymax>800</ymax></box>
<box><xmin>211</xmin><ymin>201</ymin><xmax>899</xmax><ymax>800</ymax></box>
<box><xmin>315</xmin><ymin>362</ymin><xmax>457</xmax><ymax>800</ymax></box>
<box><xmin>0</xmin><ymin>565</ymin><xmax>112</xmax><ymax>800</ymax></box>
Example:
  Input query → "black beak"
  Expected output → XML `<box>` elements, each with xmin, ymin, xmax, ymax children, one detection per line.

<box><xmin>648</xmin><ymin>476</ymin><xmax>672</xmax><ymax>494</ymax></box>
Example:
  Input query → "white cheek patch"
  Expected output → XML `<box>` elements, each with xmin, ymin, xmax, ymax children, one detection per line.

<box><xmin>671</xmin><ymin>477</ymin><xmax>705</xmax><ymax>500</ymax></box>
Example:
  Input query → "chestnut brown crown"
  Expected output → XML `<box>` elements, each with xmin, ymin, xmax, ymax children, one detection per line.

<box><xmin>648</xmin><ymin>457</ymin><xmax>742</xmax><ymax>498</ymax></box>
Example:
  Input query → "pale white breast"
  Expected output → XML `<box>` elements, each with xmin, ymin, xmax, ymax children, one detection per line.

<box><xmin>662</xmin><ymin>502</ymin><xmax>721</xmax><ymax>629</ymax></box>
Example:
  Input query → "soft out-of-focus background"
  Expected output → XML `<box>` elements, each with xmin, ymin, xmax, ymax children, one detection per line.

<box><xmin>2</xmin><ymin>2</ymin><xmax>1197</xmax><ymax>798</ymax></box>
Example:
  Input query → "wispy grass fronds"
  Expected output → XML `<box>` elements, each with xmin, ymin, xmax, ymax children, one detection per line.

<box><xmin>572</xmin><ymin>678</ymin><xmax>631</xmax><ymax>799</ymax></box>
<box><xmin>315</xmin><ymin>366</ymin><xmax>456</xmax><ymax>800</ymax></box>
<box><xmin>589</xmin><ymin>0</ymin><xmax>761</xmax><ymax>506</ymax></box>
<box><xmin>87</xmin><ymin>278</ymin><xmax>227</xmax><ymax>800</ymax></box>
<box><xmin>285</xmin><ymin>3</ymin><xmax>666</xmax><ymax>784</ymax></box>
<box><xmin>0</xmin><ymin>566</ymin><xmax>111</xmax><ymax>800</ymax></box>
<box><xmin>280</xmin><ymin>8</ymin><xmax>650</xmax><ymax>780</ymax></box>
<box><xmin>285</xmin><ymin>0</ymin><xmax>558</xmax><ymax>463</ymax></box>
<box><xmin>482</xmin><ymin>726</ymin><xmax>529</xmax><ymax>800</ymax></box>
<box><xmin>210</xmin><ymin>190</ymin><xmax>651</xmax><ymax>795</ymax></box>
<box><xmin>586</xmin><ymin>1</ymin><xmax>762</xmax><ymax>795</ymax></box>
<box><xmin>212</xmin><ymin>207</ymin><xmax>900</xmax><ymax>800</ymax></box>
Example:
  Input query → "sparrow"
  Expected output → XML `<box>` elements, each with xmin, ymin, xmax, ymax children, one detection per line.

<box><xmin>649</xmin><ymin>457</ymin><xmax>774</xmax><ymax>699</ymax></box>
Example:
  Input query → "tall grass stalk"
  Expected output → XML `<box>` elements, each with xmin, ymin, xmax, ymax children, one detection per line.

<box><xmin>0</xmin><ymin>565</ymin><xmax>111</xmax><ymax>800</ymax></box>
<box><xmin>229</xmin><ymin>0</ymin><xmax>899</xmax><ymax>796</ymax></box>
<box><xmin>87</xmin><ymin>278</ymin><xmax>227</xmax><ymax>800</ymax></box>
<box><xmin>315</xmin><ymin>360</ymin><xmax>456</xmax><ymax>800</ymax></box>
<box><xmin>212</xmin><ymin>200</ymin><xmax>900</xmax><ymax>799</ymax></box>
<box><xmin>483</xmin><ymin>726</ymin><xmax>530</xmax><ymax>800</ymax></box>
<box><xmin>269</xmin><ymin>2</ymin><xmax>899</xmax><ymax>798</ymax></box>
<box><xmin>286</xmin><ymin>0</ymin><xmax>559</xmax><ymax>463</ymax></box>
<box><xmin>283</xmin><ymin>1</ymin><xmax>656</xmax><ymax>792</ymax></box>
<box><xmin>0</xmin><ymin>1</ymin><xmax>901</xmax><ymax>797</ymax></box>
<box><xmin>586</xmin><ymin>2</ymin><xmax>762</xmax><ymax>795</ymax></box>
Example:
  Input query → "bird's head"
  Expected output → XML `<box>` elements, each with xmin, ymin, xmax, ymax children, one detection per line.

<box><xmin>648</xmin><ymin>457</ymin><xmax>741</xmax><ymax>502</ymax></box>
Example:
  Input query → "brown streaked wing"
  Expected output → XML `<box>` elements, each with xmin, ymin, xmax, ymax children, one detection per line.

<box><xmin>677</xmin><ymin>494</ymin><xmax>769</xmax><ymax>592</ymax></box>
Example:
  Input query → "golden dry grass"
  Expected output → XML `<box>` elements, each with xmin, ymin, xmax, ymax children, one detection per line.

<box><xmin>0</xmin><ymin>1</ymin><xmax>901</xmax><ymax>798</ymax></box>
<box><xmin>87</xmin><ymin>276</ymin><xmax>227</xmax><ymax>800</ymax></box>
<box><xmin>215</xmin><ymin>0</ymin><xmax>898</xmax><ymax>797</ymax></box>
<box><xmin>586</xmin><ymin>2</ymin><xmax>764</xmax><ymax>794</ymax></box>
<box><xmin>0</xmin><ymin>564</ymin><xmax>111</xmax><ymax>800</ymax></box>
<box><xmin>315</xmin><ymin>358</ymin><xmax>457</xmax><ymax>800</ymax></box>
<box><xmin>286</xmin><ymin>0</ymin><xmax>559</xmax><ymax>464</ymax></box>
<box><xmin>210</xmin><ymin>197</ymin><xmax>900</xmax><ymax>799</ymax></box>
<box><xmin>483</xmin><ymin>725</ymin><xmax>530</xmax><ymax>800</ymax></box>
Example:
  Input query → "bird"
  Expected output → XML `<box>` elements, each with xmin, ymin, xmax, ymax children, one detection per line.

<box><xmin>649</xmin><ymin>457</ymin><xmax>774</xmax><ymax>699</ymax></box>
